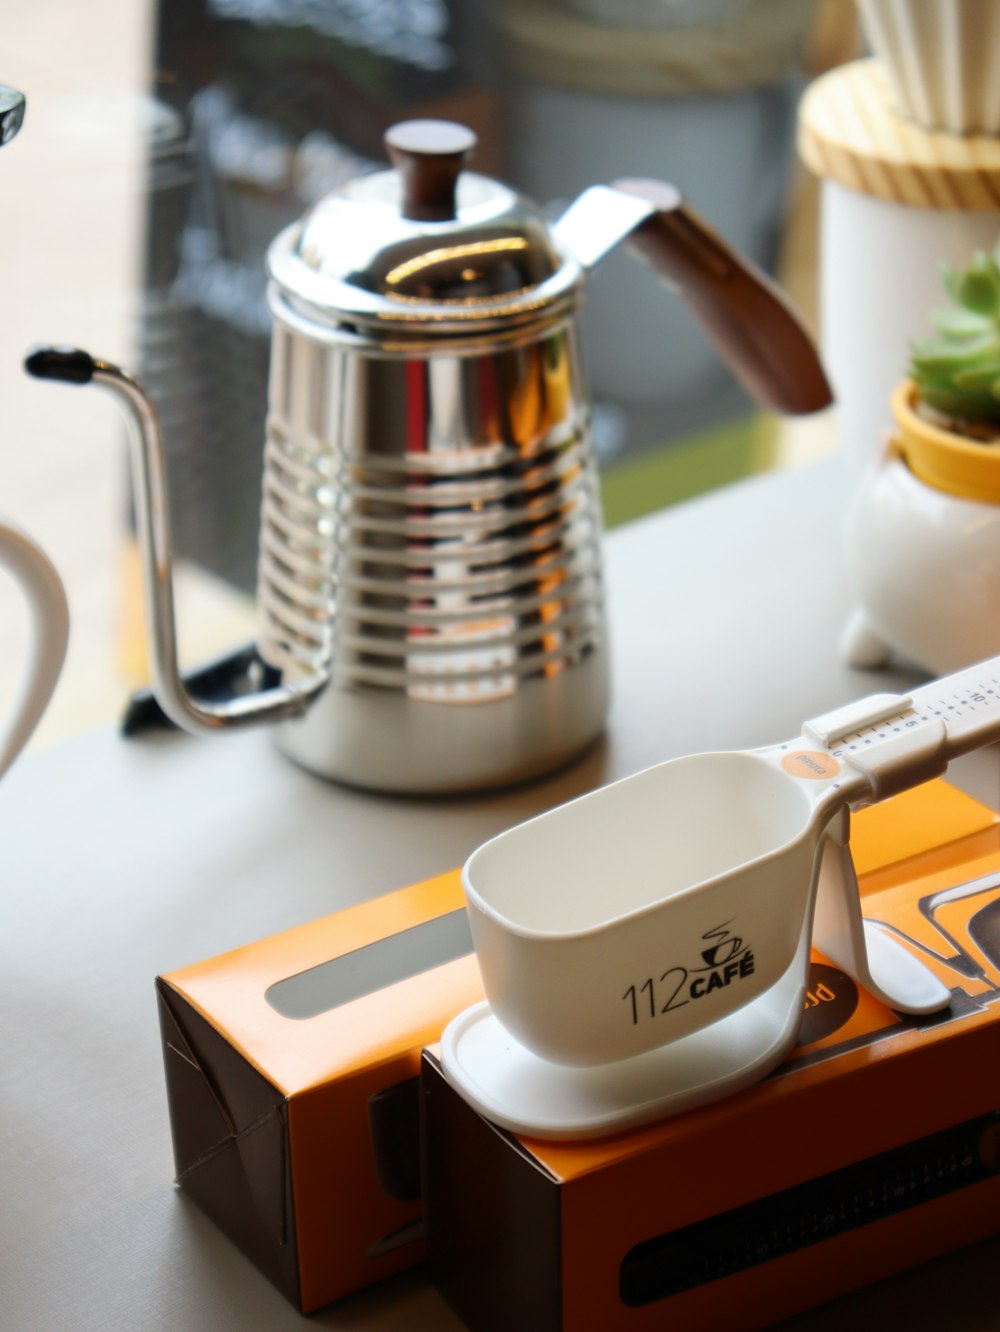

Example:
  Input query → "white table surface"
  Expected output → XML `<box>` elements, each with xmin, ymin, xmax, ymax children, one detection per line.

<box><xmin>3</xmin><ymin>456</ymin><xmax>997</xmax><ymax>1330</ymax></box>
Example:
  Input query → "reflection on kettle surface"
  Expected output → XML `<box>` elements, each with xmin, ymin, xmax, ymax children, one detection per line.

<box><xmin>26</xmin><ymin>119</ymin><xmax>830</xmax><ymax>794</ymax></box>
<box><xmin>258</xmin><ymin>312</ymin><xmax>603</xmax><ymax>738</ymax></box>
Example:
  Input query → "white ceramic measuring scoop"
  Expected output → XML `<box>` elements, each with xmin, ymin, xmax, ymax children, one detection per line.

<box><xmin>441</xmin><ymin>655</ymin><xmax>1000</xmax><ymax>1140</ymax></box>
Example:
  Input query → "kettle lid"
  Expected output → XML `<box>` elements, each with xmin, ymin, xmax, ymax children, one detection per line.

<box><xmin>268</xmin><ymin>120</ymin><xmax>579</xmax><ymax>332</ymax></box>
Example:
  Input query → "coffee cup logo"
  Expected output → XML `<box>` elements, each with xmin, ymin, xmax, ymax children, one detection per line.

<box><xmin>700</xmin><ymin>930</ymin><xmax>746</xmax><ymax>969</ymax></box>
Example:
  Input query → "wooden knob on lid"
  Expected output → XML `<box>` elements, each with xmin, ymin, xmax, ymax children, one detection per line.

<box><xmin>385</xmin><ymin>120</ymin><xmax>477</xmax><ymax>222</ymax></box>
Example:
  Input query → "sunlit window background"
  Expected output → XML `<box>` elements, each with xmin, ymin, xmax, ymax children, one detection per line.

<box><xmin>0</xmin><ymin>0</ymin><xmax>856</xmax><ymax>751</ymax></box>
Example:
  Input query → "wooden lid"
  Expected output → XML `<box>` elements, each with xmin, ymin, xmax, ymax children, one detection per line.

<box><xmin>798</xmin><ymin>58</ymin><xmax>1000</xmax><ymax>211</ymax></box>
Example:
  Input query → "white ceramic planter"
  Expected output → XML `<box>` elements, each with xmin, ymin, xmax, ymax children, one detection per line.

<box><xmin>843</xmin><ymin>383</ymin><xmax>1000</xmax><ymax>674</ymax></box>
<box><xmin>822</xmin><ymin>181</ymin><xmax>1000</xmax><ymax>478</ymax></box>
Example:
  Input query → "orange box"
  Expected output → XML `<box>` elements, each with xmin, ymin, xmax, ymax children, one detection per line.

<box><xmin>156</xmin><ymin>868</ymin><xmax>483</xmax><ymax>1313</ymax></box>
<box><xmin>423</xmin><ymin>780</ymin><xmax>1000</xmax><ymax>1331</ymax></box>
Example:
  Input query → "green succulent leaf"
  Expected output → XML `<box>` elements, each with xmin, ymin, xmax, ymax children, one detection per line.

<box><xmin>939</xmin><ymin>260</ymin><xmax>960</xmax><ymax>303</ymax></box>
<box><xmin>931</xmin><ymin>305</ymin><xmax>992</xmax><ymax>338</ymax></box>
<box><xmin>910</xmin><ymin>244</ymin><xmax>1000</xmax><ymax>427</ymax></box>
<box><xmin>952</xmin><ymin>364</ymin><xmax>1000</xmax><ymax>392</ymax></box>
<box><xmin>911</xmin><ymin>331</ymin><xmax>1000</xmax><ymax>374</ymax></box>
<box><xmin>918</xmin><ymin>384</ymin><xmax>1000</xmax><ymax>420</ymax></box>
<box><xmin>953</xmin><ymin>253</ymin><xmax>1000</xmax><ymax>316</ymax></box>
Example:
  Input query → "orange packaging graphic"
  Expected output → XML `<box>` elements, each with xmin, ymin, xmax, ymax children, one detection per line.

<box><xmin>423</xmin><ymin>780</ymin><xmax>1000</xmax><ymax>1331</ymax></box>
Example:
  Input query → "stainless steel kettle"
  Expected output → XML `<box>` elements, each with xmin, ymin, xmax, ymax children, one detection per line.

<box><xmin>28</xmin><ymin>120</ymin><xmax>830</xmax><ymax>793</ymax></box>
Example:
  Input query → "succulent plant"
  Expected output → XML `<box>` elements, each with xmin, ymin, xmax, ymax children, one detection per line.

<box><xmin>910</xmin><ymin>242</ymin><xmax>1000</xmax><ymax>425</ymax></box>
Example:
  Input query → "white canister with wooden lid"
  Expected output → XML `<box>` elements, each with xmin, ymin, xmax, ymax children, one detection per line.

<box><xmin>798</xmin><ymin>57</ymin><xmax>1000</xmax><ymax>473</ymax></box>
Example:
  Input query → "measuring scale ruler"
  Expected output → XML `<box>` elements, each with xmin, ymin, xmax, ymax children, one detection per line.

<box><xmin>441</xmin><ymin>655</ymin><xmax>1000</xmax><ymax>1140</ymax></box>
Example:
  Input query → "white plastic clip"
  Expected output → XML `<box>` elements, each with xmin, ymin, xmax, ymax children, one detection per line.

<box><xmin>812</xmin><ymin>808</ymin><xmax>952</xmax><ymax>1014</ymax></box>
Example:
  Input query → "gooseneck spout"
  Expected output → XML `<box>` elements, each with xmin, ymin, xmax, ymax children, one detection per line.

<box><xmin>24</xmin><ymin>347</ymin><xmax>329</xmax><ymax>735</ymax></box>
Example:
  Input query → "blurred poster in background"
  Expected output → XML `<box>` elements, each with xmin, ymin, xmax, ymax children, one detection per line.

<box><xmin>144</xmin><ymin>0</ymin><xmax>816</xmax><ymax>588</ymax></box>
<box><xmin>145</xmin><ymin>0</ymin><xmax>501</xmax><ymax>588</ymax></box>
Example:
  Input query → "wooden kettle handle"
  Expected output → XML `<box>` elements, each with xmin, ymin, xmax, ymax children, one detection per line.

<box><xmin>613</xmin><ymin>178</ymin><xmax>833</xmax><ymax>417</ymax></box>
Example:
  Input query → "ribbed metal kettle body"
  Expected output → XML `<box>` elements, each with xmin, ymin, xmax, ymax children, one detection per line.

<box><xmin>256</xmin><ymin>301</ymin><xmax>609</xmax><ymax>791</ymax></box>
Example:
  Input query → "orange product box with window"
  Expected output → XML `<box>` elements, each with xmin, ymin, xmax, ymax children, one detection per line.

<box><xmin>156</xmin><ymin>867</ymin><xmax>481</xmax><ymax>1313</ymax></box>
<box><xmin>422</xmin><ymin>779</ymin><xmax>1000</xmax><ymax>1332</ymax></box>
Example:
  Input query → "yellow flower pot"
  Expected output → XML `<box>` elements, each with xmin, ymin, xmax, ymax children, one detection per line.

<box><xmin>891</xmin><ymin>380</ymin><xmax>1000</xmax><ymax>505</ymax></box>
